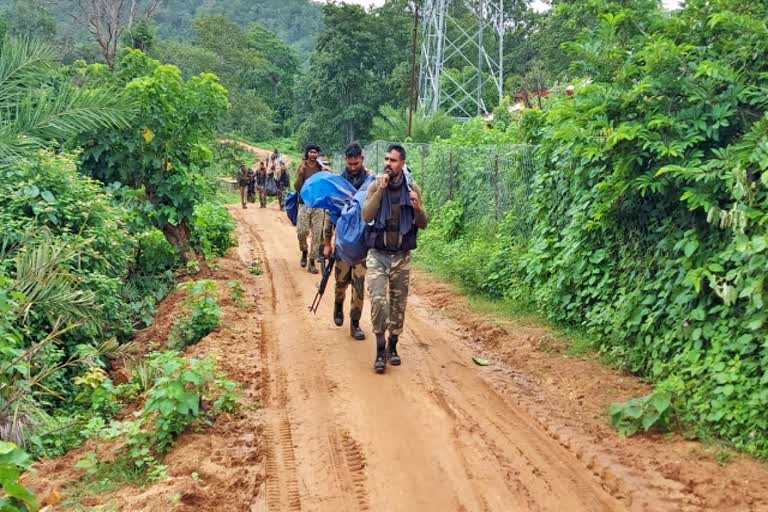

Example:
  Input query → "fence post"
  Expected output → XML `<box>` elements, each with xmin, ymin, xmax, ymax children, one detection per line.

<box><xmin>493</xmin><ymin>154</ymin><xmax>500</xmax><ymax>222</ymax></box>
<box><xmin>448</xmin><ymin>149</ymin><xmax>454</xmax><ymax>200</ymax></box>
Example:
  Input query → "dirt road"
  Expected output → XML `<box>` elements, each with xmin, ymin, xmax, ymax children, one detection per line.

<box><xmin>28</xmin><ymin>198</ymin><xmax>768</xmax><ymax>511</ymax></box>
<box><xmin>234</xmin><ymin>201</ymin><xmax>767</xmax><ymax>512</ymax></box>
<box><xmin>238</xmin><ymin>205</ymin><xmax>623</xmax><ymax>512</ymax></box>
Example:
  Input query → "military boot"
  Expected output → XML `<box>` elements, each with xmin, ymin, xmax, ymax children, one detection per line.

<box><xmin>308</xmin><ymin>259</ymin><xmax>318</xmax><ymax>274</ymax></box>
<box><xmin>350</xmin><ymin>319</ymin><xmax>365</xmax><ymax>340</ymax></box>
<box><xmin>374</xmin><ymin>334</ymin><xmax>386</xmax><ymax>373</ymax></box>
<box><xmin>334</xmin><ymin>302</ymin><xmax>344</xmax><ymax>326</ymax></box>
<box><xmin>300</xmin><ymin>250</ymin><xmax>308</xmax><ymax>268</ymax></box>
<box><xmin>388</xmin><ymin>335</ymin><xmax>401</xmax><ymax>366</ymax></box>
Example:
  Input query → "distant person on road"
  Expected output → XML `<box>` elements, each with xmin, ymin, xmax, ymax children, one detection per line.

<box><xmin>247</xmin><ymin>162</ymin><xmax>258</xmax><ymax>203</ymax></box>
<box><xmin>295</xmin><ymin>144</ymin><xmax>326</xmax><ymax>274</ymax></box>
<box><xmin>272</xmin><ymin>148</ymin><xmax>285</xmax><ymax>165</ymax></box>
<box><xmin>237</xmin><ymin>164</ymin><xmax>252</xmax><ymax>209</ymax></box>
<box><xmin>362</xmin><ymin>144</ymin><xmax>428</xmax><ymax>373</ymax></box>
<box><xmin>323</xmin><ymin>142</ymin><xmax>372</xmax><ymax>340</ymax></box>
<box><xmin>276</xmin><ymin>162</ymin><xmax>290</xmax><ymax>210</ymax></box>
<box><xmin>255</xmin><ymin>160</ymin><xmax>267</xmax><ymax>208</ymax></box>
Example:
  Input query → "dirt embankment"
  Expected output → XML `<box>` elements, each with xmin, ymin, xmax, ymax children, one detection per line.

<box><xmin>26</xmin><ymin>201</ymin><xmax>768</xmax><ymax>512</ymax></box>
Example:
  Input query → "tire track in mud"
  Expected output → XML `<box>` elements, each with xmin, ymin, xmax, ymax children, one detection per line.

<box><xmin>235</xmin><ymin>210</ymin><xmax>302</xmax><ymax>512</ymax></box>
<box><xmin>240</xmin><ymin>209</ymin><xmax>370</xmax><ymax>512</ymax></box>
<box><xmin>402</xmin><ymin>319</ymin><xmax>622</xmax><ymax>511</ymax></box>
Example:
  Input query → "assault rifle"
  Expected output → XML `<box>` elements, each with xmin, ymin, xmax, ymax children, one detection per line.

<box><xmin>309</xmin><ymin>250</ymin><xmax>335</xmax><ymax>314</ymax></box>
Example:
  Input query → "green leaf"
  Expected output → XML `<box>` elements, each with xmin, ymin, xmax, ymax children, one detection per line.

<box><xmin>641</xmin><ymin>410</ymin><xmax>661</xmax><ymax>431</ymax></box>
<box><xmin>40</xmin><ymin>190</ymin><xmax>55</xmax><ymax>203</ymax></box>
<box><xmin>651</xmin><ymin>392</ymin><xmax>671</xmax><ymax>413</ymax></box>
<box><xmin>472</xmin><ymin>357</ymin><xmax>489</xmax><ymax>366</ymax></box>
<box><xmin>684</xmin><ymin>240</ymin><xmax>699</xmax><ymax>258</ymax></box>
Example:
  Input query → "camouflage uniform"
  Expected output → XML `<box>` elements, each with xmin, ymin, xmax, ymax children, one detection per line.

<box><xmin>362</xmin><ymin>176</ymin><xmax>428</xmax><ymax>336</ymax></box>
<box><xmin>295</xmin><ymin>160</ymin><xmax>325</xmax><ymax>259</ymax></box>
<box><xmin>297</xmin><ymin>204</ymin><xmax>326</xmax><ymax>259</ymax></box>
<box><xmin>326</xmin><ymin>168</ymin><xmax>372</xmax><ymax>322</ymax></box>
<box><xmin>333</xmin><ymin>260</ymin><xmax>366</xmax><ymax>321</ymax></box>
<box><xmin>366</xmin><ymin>250</ymin><xmax>411</xmax><ymax>335</ymax></box>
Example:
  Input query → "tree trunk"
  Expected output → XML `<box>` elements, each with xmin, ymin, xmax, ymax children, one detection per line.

<box><xmin>161</xmin><ymin>221</ymin><xmax>194</xmax><ymax>262</ymax></box>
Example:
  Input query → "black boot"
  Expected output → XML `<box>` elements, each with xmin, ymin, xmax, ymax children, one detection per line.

<box><xmin>374</xmin><ymin>334</ymin><xmax>386</xmax><ymax>373</ymax></box>
<box><xmin>308</xmin><ymin>259</ymin><xmax>318</xmax><ymax>274</ymax></box>
<box><xmin>350</xmin><ymin>319</ymin><xmax>365</xmax><ymax>340</ymax></box>
<box><xmin>334</xmin><ymin>302</ymin><xmax>344</xmax><ymax>326</ymax></box>
<box><xmin>388</xmin><ymin>335</ymin><xmax>401</xmax><ymax>366</ymax></box>
<box><xmin>300</xmin><ymin>250</ymin><xmax>308</xmax><ymax>268</ymax></box>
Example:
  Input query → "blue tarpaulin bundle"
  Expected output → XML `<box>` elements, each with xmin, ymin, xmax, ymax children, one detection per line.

<box><xmin>299</xmin><ymin>171</ymin><xmax>356</xmax><ymax>224</ymax></box>
<box><xmin>335</xmin><ymin>185</ymin><xmax>372</xmax><ymax>264</ymax></box>
<box><xmin>285</xmin><ymin>191</ymin><xmax>298</xmax><ymax>225</ymax></box>
<box><xmin>300</xmin><ymin>171</ymin><xmax>375</xmax><ymax>264</ymax></box>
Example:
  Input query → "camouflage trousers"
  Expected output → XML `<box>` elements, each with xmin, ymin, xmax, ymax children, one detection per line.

<box><xmin>335</xmin><ymin>260</ymin><xmax>366</xmax><ymax>322</ymax></box>
<box><xmin>366</xmin><ymin>249</ymin><xmax>411</xmax><ymax>335</ymax></box>
<box><xmin>297</xmin><ymin>204</ymin><xmax>325</xmax><ymax>259</ymax></box>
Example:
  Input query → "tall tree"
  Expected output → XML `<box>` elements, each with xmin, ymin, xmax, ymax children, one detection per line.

<box><xmin>79</xmin><ymin>49</ymin><xmax>229</xmax><ymax>256</ymax></box>
<box><xmin>296</xmin><ymin>1</ymin><xmax>411</xmax><ymax>151</ymax></box>
<box><xmin>58</xmin><ymin>0</ymin><xmax>163</xmax><ymax>66</ymax></box>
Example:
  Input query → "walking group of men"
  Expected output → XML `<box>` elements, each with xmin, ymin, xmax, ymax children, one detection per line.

<box><xmin>237</xmin><ymin>149</ymin><xmax>290</xmax><ymax>209</ymax></box>
<box><xmin>293</xmin><ymin>142</ymin><xmax>428</xmax><ymax>373</ymax></box>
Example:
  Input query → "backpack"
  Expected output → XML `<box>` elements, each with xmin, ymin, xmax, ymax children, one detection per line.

<box><xmin>285</xmin><ymin>192</ymin><xmax>298</xmax><ymax>225</ymax></box>
<box><xmin>335</xmin><ymin>180</ymin><xmax>373</xmax><ymax>264</ymax></box>
<box><xmin>265</xmin><ymin>175</ymin><xmax>278</xmax><ymax>196</ymax></box>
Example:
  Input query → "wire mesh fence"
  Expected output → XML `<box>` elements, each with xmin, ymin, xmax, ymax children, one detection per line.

<box><xmin>334</xmin><ymin>140</ymin><xmax>538</xmax><ymax>236</ymax></box>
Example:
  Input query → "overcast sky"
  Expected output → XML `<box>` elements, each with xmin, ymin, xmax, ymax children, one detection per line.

<box><xmin>331</xmin><ymin>0</ymin><xmax>682</xmax><ymax>11</ymax></box>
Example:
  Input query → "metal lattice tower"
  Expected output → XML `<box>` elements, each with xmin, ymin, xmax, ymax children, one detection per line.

<box><xmin>419</xmin><ymin>0</ymin><xmax>504</xmax><ymax>117</ymax></box>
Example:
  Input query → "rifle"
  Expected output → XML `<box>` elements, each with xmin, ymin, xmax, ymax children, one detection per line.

<box><xmin>309</xmin><ymin>249</ymin><xmax>335</xmax><ymax>314</ymax></box>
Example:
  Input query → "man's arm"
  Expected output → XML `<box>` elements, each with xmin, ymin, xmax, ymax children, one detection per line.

<box><xmin>294</xmin><ymin>160</ymin><xmax>306</xmax><ymax>191</ymax></box>
<box><xmin>362</xmin><ymin>180</ymin><xmax>384</xmax><ymax>222</ymax></box>
<box><xmin>410</xmin><ymin>183</ymin><xmax>428</xmax><ymax>229</ymax></box>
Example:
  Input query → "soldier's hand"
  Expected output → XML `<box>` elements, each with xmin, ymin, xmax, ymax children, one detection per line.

<box><xmin>409</xmin><ymin>190</ymin><xmax>421</xmax><ymax>210</ymax></box>
<box><xmin>378</xmin><ymin>173</ymin><xmax>389</xmax><ymax>190</ymax></box>
<box><xmin>323</xmin><ymin>243</ymin><xmax>332</xmax><ymax>258</ymax></box>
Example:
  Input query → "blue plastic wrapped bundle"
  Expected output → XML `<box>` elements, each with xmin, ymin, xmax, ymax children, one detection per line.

<box><xmin>335</xmin><ymin>186</ymin><xmax>372</xmax><ymax>264</ymax></box>
<box><xmin>285</xmin><ymin>191</ymin><xmax>298</xmax><ymax>225</ymax></box>
<box><xmin>299</xmin><ymin>171</ymin><xmax>356</xmax><ymax>224</ymax></box>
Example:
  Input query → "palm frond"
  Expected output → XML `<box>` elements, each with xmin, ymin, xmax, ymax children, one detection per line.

<box><xmin>0</xmin><ymin>37</ymin><xmax>137</xmax><ymax>166</ymax></box>
<box><xmin>12</xmin><ymin>238</ymin><xmax>100</xmax><ymax>327</ymax></box>
<box><xmin>23</xmin><ymin>84</ymin><xmax>136</xmax><ymax>141</ymax></box>
<box><xmin>0</xmin><ymin>37</ymin><xmax>57</xmax><ymax>108</ymax></box>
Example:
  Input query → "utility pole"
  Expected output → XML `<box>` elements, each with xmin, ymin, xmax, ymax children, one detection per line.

<box><xmin>408</xmin><ymin>2</ymin><xmax>420</xmax><ymax>138</ymax></box>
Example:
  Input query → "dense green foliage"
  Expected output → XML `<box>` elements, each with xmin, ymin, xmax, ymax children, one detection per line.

<box><xmin>108</xmin><ymin>352</ymin><xmax>237</xmax><ymax>476</ymax></box>
<box><xmin>370</xmin><ymin>106</ymin><xmax>455</xmax><ymax>143</ymax></box>
<box><xmin>416</xmin><ymin>0</ymin><xmax>768</xmax><ymax>456</ymax></box>
<box><xmin>0</xmin><ymin>441</ymin><xmax>36</xmax><ymax>511</ymax></box>
<box><xmin>153</xmin><ymin>0</ymin><xmax>322</xmax><ymax>59</ymax></box>
<box><xmin>77</xmin><ymin>49</ymin><xmax>230</xmax><ymax>257</ymax></box>
<box><xmin>0</xmin><ymin>35</ymin><xmax>236</xmax><ymax>483</ymax></box>
<box><xmin>75</xmin><ymin>351</ymin><xmax>238</xmax><ymax>481</ymax></box>
<box><xmin>168</xmin><ymin>280</ymin><xmax>222</xmax><ymax>351</ymax></box>
<box><xmin>156</xmin><ymin>15</ymin><xmax>299</xmax><ymax>139</ymax></box>
<box><xmin>295</xmin><ymin>1</ymin><xmax>412</xmax><ymax>151</ymax></box>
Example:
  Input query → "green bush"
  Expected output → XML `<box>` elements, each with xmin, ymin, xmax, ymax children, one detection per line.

<box><xmin>137</xmin><ymin>229</ymin><xmax>178</xmax><ymax>274</ymax></box>
<box><xmin>417</xmin><ymin>0</ymin><xmax>768</xmax><ymax>457</ymax></box>
<box><xmin>102</xmin><ymin>351</ymin><xmax>239</xmax><ymax>475</ymax></box>
<box><xmin>191</xmin><ymin>202</ymin><xmax>236</xmax><ymax>260</ymax></box>
<box><xmin>0</xmin><ymin>441</ymin><xmax>37</xmax><ymax>511</ymax></box>
<box><xmin>168</xmin><ymin>280</ymin><xmax>221</xmax><ymax>350</ymax></box>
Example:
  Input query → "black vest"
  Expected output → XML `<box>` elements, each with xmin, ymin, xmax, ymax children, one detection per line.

<box><xmin>365</xmin><ymin>183</ymin><xmax>418</xmax><ymax>252</ymax></box>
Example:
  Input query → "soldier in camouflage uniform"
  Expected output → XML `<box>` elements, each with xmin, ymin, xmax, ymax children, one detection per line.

<box><xmin>362</xmin><ymin>144</ymin><xmax>428</xmax><ymax>373</ymax></box>
<box><xmin>295</xmin><ymin>144</ymin><xmax>326</xmax><ymax>274</ymax></box>
<box><xmin>323</xmin><ymin>142</ymin><xmax>372</xmax><ymax>340</ymax></box>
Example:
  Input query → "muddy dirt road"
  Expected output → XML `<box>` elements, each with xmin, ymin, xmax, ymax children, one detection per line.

<box><xmin>231</xmin><ymin>202</ymin><xmax>768</xmax><ymax>512</ymax></box>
